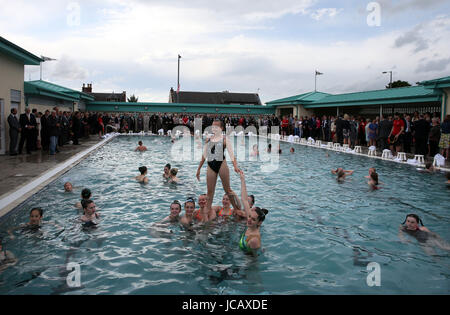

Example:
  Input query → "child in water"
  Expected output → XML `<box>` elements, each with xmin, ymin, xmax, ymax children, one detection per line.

<box><xmin>8</xmin><ymin>208</ymin><xmax>44</xmax><ymax>240</ymax></box>
<box><xmin>168</xmin><ymin>168</ymin><xmax>181</xmax><ymax>184</ymax></box>
<box><xmin>135</xmin><ymin>141</ymin><xmax>147</xmax><ymax>152</ymax></box>
<box><xmin>64</xmin><ymin>182</ymin><xmax>73</xmax><ymax>192</ymax></box>
<box><xmin>136</xmin><ymin>166</ymin><xmax>149</xmax><ymax>184</ymax></box>
<box><xmin>81</xmin><ymin>200</ymin><xmax>100</xmax><ymax>227</ymax></box>
<box><xmin>331</xmin><ymin>168</ymin><xmax>354</xmax><ymax>182</ymax></box>
<box><xmin>0</xmin><ymin>237</ymin><xmax>17</xmax><ymax>274</ymax></box>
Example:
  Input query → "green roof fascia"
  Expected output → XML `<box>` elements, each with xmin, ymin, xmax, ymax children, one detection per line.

<box><xmin>25</xmin><ymin>80</ymin><xmax>95</xmax><ymax>102</ymax></box>
<box><xmin>303</xmin><ymin>95</ymin><xmax>442</xmax><ymax>108</ymax></box>
<box><xmin>25</xmin><ymin>82</ymin><xmax>80</xmax><ymax>102</ymax></box>
<box><xmin>266</xmin><ymin>91</ymin><xmax>330</xmax><ymax>106</ymax></box>
<box><xmin>86</xmin><ymin>102</ymin><xmax>275</xmax><ymax>114</ymax></box>
<box><xmin>0</xmin><ymin>37</ymin><xmax>42</xmax><ymax>65</ymax></box>
<box><xmin>420</xmin><ymin>76</ymin><xmax>450</xmax><ymax>89</ymax></box>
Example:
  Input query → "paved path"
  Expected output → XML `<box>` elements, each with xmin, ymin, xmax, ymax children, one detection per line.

<box><xmin>0</xmin><ymin>137</ymin><xmax>102</xmax><ymax>199</ymax></box>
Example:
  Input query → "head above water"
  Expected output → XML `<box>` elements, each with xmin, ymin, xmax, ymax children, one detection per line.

<box><xmin>170</xmin><ymin>200</ymin><xmax>182</xmax><ymax>216</ymax></box>
<box><xmin>170</xmin><ymin>168</ymin><xmax>178</xmax><ymax>176</ymax></box>
<box><xmin>81</xmin><ymin>188</ymin><xmax>92</xmax><ymax>200</ymax></box>
<box><xmin>402</xmin><ymin>214</ymin><xmax>424</xmax><ymax>229</ymax></box>
<box><xmin>138</xmin><ymin>141</ymin><xmax>143</xmax><ymax>146</ymax></box>
<box><xmin>29</xmin><ymin>207</ymin><xmax>43</xmax><ymax>225</ymax></box>
<box><xmin>248</xmin><ymin>195</ymin><xmax>255</xmax><ymax>207</ymax></box>
<box><xmin>64</xmin><ymin>182</ymin><xmax>73</xmax><ymax>192</ymax></box>
<box><xmin>139</xmin><ymin>166</ymin><xmax>148</xmax><ymax>175</ymax></box>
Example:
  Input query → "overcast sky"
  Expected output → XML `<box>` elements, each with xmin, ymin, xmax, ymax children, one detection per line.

<box><xmin>1</xmin><ymin>0</ymin><xmax>449</xmax><ymax>103</ymax></box>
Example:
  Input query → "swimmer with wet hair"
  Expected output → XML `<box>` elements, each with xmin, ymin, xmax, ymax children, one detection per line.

<box><xmin>7</xmin><ymin>208</ymin><xmax>44</xmax><ymax>240</ymax></box>
<box><xmin>135</xmin><ymin>141</ymin><xmax>147</xmax><ymax>152</ymax></box>
<box><xmin>250</xmin><ymin>144</ymin><xmax>259</xmax><ymax>157</ymax></box>
<box><xmin>75</xmin><ymin>188</ymin><xmax>92</xmax><ymax>209</ymax></box>
<box><xmin>163</xmin><ymin>163</ymin><xmax>171</xmax><ymax>179</ymax></box>
<box><xmin>267</xmin><ymin>144</ymin><xmax>272</xmax><ymax>153</ymax></box>
<box><xmin>193</xmin><ymin>194</ymin><xmax>216</xmax><ymax>222</ymax></box>
<box><xmin>331</xmin><ymin>168</ymin><xmax>354</xmax><ymax>182</ymax></box>
<box><xmin>424</xmin><ymin>162</ymin><xmax>436</xmax><ymax>173</ymax></box>
<box><xmin>81</xmin><ymin>200</ymin><xmax>100</xmax><ymax>227</ymax></box>
<box><xmin>446</xmin><ymin>172</ymin><xmax>450</xmax><ymax>185</ymax></box>
<box><xmin>290</xmin><ymin>147</ymin><xmax>295</xmax><ymax>153</ymax></box>
<box><xmin>212</xmin><ymin>193</ymin><xmax>241</xmax><ymax>221</ymax></box>
<box><xmin>161</xmin><ymin>200</ymin><xmax>182</xmax><ymax>223</ymax></box>
<box><xmin>64</xmin><ymin>182</ymin><xmax>73</xmax><ymax>192</ymax></box>
<box><xmin>0</xmin><ymin>237</ymin><xmax>18</xmax><ymax>274</ymax></box>
<box><xmin>136</xmin><ymin>166</ymin><xmax>149</xmax><ymax>184</ymax></box>
<box><xmin>368</xmin><ymin>172</ymin><xmax>380</xmax><ymax>190</ymax></box>
<box><xmin>398</xmin><ymin>214</ymin><xmax>450</xmax><ymax>255</ymax></box>
<box><xmin>168</xmin><ymin>168</ymin><xmax>180</xmax><ymax>184</ymax></box>
<box><xmin>238</xmin><ymin>170</ymin><xmax>268</xmax><ymax>253</ymax></box>
<box><xmin>180</xmin><ymin>197</ymin><xmax>196</xmax><ymax>227</ymax></box>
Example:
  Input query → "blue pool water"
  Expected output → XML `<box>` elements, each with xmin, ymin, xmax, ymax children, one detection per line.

<box><xmin>0</xmin><ymin>136</ymin><xmax>449</xmax><ymax>294</ymax></box>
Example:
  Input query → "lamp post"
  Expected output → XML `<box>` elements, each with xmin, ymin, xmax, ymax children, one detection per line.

<box><xmin>177</xmin><ymin>54</ymin><xmax>181</xmax><ymax>103</ymax></box>
<box><xmin>383</xmin><ymin>71</ymin><xmax>393</xmax><ymax>88</ymax></box>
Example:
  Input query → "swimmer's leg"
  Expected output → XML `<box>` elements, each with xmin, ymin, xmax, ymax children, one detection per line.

<box><xmin>429</xmin><ymin>237</ymin><xmax>450</xmax><ymax>251</ymax></box>
<box><xmin>206</xmin><ymin>166</ymin><xmax>219</xmax><ymax>213</ymax></box>
<box><xmin>218</xmin><ymin>161</ymin><xmax>240</xmax><ymax>210</ymax></box>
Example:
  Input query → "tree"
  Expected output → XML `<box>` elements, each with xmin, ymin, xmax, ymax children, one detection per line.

<box><xmin>386</xmin><ymin>80</ymin><xmax>411</xmax><ymax>89</ymax></box>
<box><xmin>127</xmin><ymin>94</ymin><xmax>138</xmax><ymax>102</ymax></box>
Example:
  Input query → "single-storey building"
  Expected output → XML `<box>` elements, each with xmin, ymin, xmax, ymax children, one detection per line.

<box><xmin>267</xmin><ymin>80</ymin><xmax>447</xmax><ymax>120</ymax></box>
<box><xmin>0</xmin><ymin>36</ymin><xmax>42</xmax><ymax>155</ymax></box>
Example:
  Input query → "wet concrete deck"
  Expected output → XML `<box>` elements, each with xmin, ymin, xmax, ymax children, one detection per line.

<box><xmin>0</xmin><ymin>137</ymin><xmax>103</xmax><ymax>199</ymax></box>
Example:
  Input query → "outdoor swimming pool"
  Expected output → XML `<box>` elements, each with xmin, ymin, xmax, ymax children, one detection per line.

<box><xmin>0</xmin><ymin>135</ymin><xmax>449</xmax><ymax>294</ymax></box>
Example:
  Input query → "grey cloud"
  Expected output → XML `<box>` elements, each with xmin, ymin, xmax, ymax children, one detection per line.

<box><xmin>50</xmin><ymin>55</ymin><xmax>89</xmax><ymax>80</ymax></box>
<box><xmin>394</xmin><ymin>25</ymin><xmax>429</xmax><ymax>53</ymax></box>
<box><xmin>415</xmin><ymin>57</ymin><xmax>450</xmax><ymax>73</ymax></box>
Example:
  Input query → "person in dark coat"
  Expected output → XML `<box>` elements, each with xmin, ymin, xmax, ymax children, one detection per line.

<box><xmin>48</xmin><ymin>110</ymin><xmax>60</xmax><ymax>155</ymax></box>
<box><xmin>412</xmin><ymin>114</ymin><xmax>431</xmax><ymax>156</ymax></box>
<box><xmin>7</xmin><ymin>108</ymin><xmax>21</xmax><ymax>155</ymax></box>
<box><xmin>71</xmin><ymin>112</ymin><xmax>82</xmax><ymax>145</ymax></box>
<box><xmin>18</xmin><ymin>108</ymin><xmax>37</xmax><ymax>154</ymax></box>
<box><xmin>377</xmin><ymin>115</ymin><xmax>393</xmax><ymax>150</ymax></box>
<box><xmin>40</xmin><ymin>110</ymin><xmax>50</xmax><ymax>151</ymax></box>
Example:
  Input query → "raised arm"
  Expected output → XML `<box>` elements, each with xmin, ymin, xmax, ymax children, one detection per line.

<box><xmin>239</xmin><ymin>170</ymin><xmax>251</xmax><ymax>218</ymax></box>
<box><xmin>225</xmin><ymin>137</ymin><xmax>240</xmax><ymax>173</ymax></box>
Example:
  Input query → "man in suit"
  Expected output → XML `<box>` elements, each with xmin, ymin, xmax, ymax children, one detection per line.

<box><xmin>18</xmin><ymin>108</ymin><xmax>37</xmax><ymax>154</ymax></box>
<box><xmin>7</xmin><ymin>108</ymin><xmax>21</xmax><ymax>155</ymax></box>
<box><xmin>412</xmin><ymin>114</ymin><xmax>431</xmax><ymax>156</ymax></box>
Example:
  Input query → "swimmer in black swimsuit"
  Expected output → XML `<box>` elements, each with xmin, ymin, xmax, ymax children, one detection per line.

<box><xmin>399</xmin><ymin>214</ymin><xmax>450</xmax><ymax>256</ymax></box>
<box><xmin>196</xmin><ymin>119</ymin><xmax>241</xmax><ymax>215</ymax></box>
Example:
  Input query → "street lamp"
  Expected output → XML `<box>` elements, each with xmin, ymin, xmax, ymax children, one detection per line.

<box><xmin>383</xmin><ymin>71</ymin><xmax>393</xmax><ymax>88</ymax></box>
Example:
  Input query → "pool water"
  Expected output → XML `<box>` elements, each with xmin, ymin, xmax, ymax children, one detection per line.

<box><xmin>0</xmin><ymin>136</ymin><xmax>449</xmax><ymax>294</ymax></box>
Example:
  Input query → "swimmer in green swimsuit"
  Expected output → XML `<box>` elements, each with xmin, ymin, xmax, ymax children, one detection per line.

<box><xmin>238</xmin><ymin>170</ymin><xmax>269</xmax><ymax>253</ymax></box>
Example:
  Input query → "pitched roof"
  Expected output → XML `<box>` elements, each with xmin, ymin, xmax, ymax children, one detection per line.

<box><xmin>0</xmin><ymin>36</ymin><xmax>42</xmax><ymax>65</ymax></box>
<box><xmin>266</xmin><ymin>91</ymin><xmax>331</xmax><ymax>105</ymax></box>
<box><xmin>170</xmin><ymin>90</ymin><xmax>262</xmax><ymax>105</ymax></box>
<box><xmin>420</xmin><ymin>76</ymin><xmax>450</xmax><ymax>89</ymax></box>
<box><xmin>304</xmin><ymin>85</ymin><xmax>441</xmax><ymax>108</ymax></box>
<box><xmin>25</xmin><ymin>80</ymin><xmax>95</xmax><ymax>102</ymax></box>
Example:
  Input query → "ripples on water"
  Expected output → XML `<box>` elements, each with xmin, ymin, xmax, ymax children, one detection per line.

<box><xmin>0</xmin><ymin>136</ymin><xmax>449</xmax><ymax>294</ymax></box>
